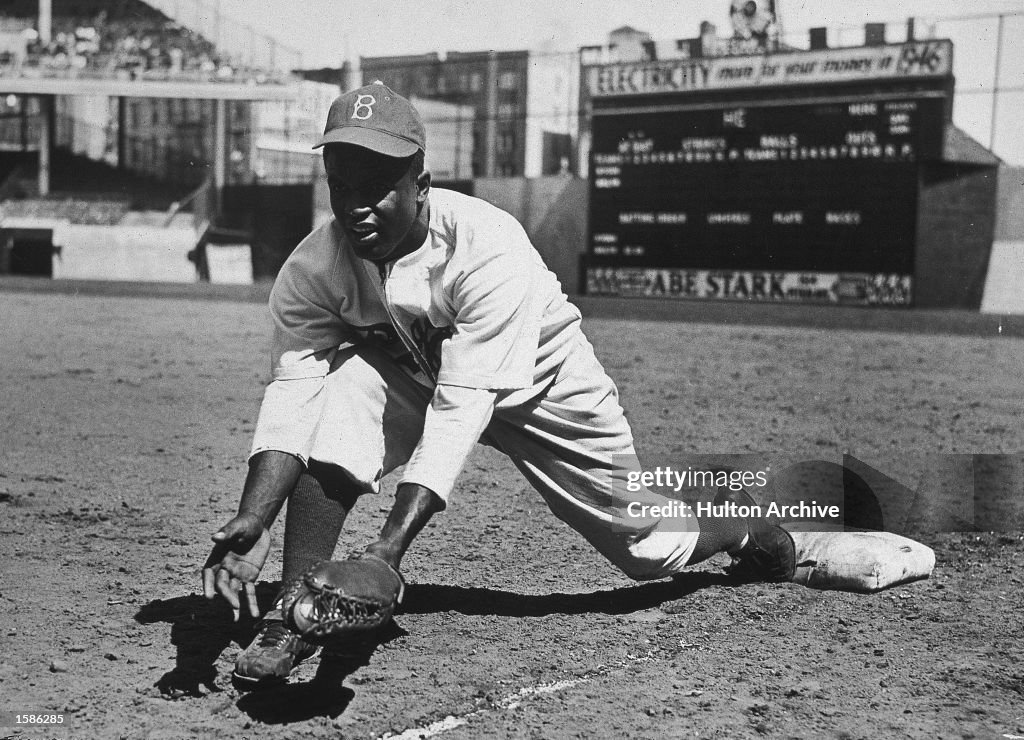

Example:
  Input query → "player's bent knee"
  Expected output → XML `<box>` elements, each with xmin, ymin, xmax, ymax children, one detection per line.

<box><xmin>306</xmin><ymin>461</ymin><xmax>368</xmax><ymax>505</ymax></box>
<box><xmin>602</xmin><ymin>529</ymin><xmax>698</xmax><ymax>581</ymax></box>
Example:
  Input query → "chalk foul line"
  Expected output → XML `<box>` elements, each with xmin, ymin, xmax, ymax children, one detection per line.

<box><xmin>378</xmin><ymin>652</ymin><xmax>657</xmax><ymax>740</ymax></box>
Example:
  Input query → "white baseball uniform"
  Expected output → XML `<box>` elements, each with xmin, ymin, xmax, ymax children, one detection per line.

<box><xmin>251</xmin><ymin>188</ymin><xmax>699</xmax><ymax>579</ymax></box>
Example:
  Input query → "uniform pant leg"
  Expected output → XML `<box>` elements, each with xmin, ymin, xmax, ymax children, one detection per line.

<box><xmin>489</xmin><ymin>334</ymin><xmax>698</xmax><ymax>581</ymax></box>
<box><xmin>307</xmin><ymin>345</ymin><xmax>433</xmax><ymax>492</ymax></box>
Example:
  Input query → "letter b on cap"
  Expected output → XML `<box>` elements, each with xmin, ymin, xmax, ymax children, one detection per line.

<box><xmin>352</xmin><ymin>94</ymin><xmax>376</xmax><ymax>121</ymax></box>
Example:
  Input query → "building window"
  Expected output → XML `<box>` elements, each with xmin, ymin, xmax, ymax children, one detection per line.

<box><xmin>498</xmin><ymin>71</ymin><xmax>518</xmax><ymax>89</ymax></box>
<box><xmin>470</xmin><ymin>73</ymin><xmax>482</xmax><ymax>92</ymax></box>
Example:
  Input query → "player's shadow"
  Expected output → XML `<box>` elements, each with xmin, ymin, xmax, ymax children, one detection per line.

<box><xmin>134</xmin><ymin>582</ymin><xmax>281</xmax><ymax>698</ymax></box>
<box><xmin>401</xmin><ymin>570</ymin><xmax>734</xmax><ymax>618</ymax></box>
<box><xmin>134</xmin><ymin>584</ymin><xmax>405</xmax><ymax>723</ymax></box>
<box><xmin>233</xmin><ymin>669</ymin><xmax>356</xmax><ymax>724</ymax></box>
<box><xmin>233</xmin><ymin>621</ymin><xmax>405</xmax><ymax>725</ymax></box>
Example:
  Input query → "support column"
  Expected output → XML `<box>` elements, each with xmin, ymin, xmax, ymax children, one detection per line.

<box><xmin>484</xmin><ymin>50</ymin><xmax>498</xmax><ymax>177</ymax></box>
<box><xmin>990</xmin><ymin>14</ymin><xmax>1005</xmax><ymax>151</ymax></box>
<box><xmin>39</xmin><ymin>0</ymin><xmax>52</xmax><ymax>45</ymax></box>
<box><xmin>38</xmin><ymin>95</ymin><xmax>51</xmax><ymax>196</ymax></box>
<box><xmin>116</xmin><ymin>96</ymin><xmax>127</xmax><ymax>170</ymax></box>
<box><xmin>343</xmin><ymin>45</ymin><xmax>361</xmax><ymax>91</ymax></box>
<box><xmin>213</xmin><ymin>0</ymin><xmax>221</xmax><ymax>48</ymax></box>
<box><xmin>213</xmin><ymin>98</ymin><xmax>227</xmax><ymax>211</ymax></box>
<box><xmin>20</xmin><ymin>97</ymin><xmax>28</xmax><ymax>150</ymax></box>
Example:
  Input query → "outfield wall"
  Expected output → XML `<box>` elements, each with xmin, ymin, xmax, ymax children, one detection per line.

<box><xmin>915</xmin><ymin>164</ymin><xmax>999</xmax><ymax>309</ymax></box>
<box><xmin>51</xmin><ymin>223</ymin><xmax>199</xmax><ymax>282</ymax></box>
<box><xmin>980</xmin><ymin>167</ymin><xmax>1024</xmax><ymax>314</ymax></box>
<box><xmin>996</xmin><ymin>166</ymin><xmax>1024</xmax><ymax>240</ymax></box>
<box><xmin>473</xmin><ymin>176</ymin><xmax>588</xmax><ymax>294</ymax></box>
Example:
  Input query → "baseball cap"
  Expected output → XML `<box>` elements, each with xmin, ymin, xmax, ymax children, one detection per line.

<box><xmin>314</xmin><ymin>81</ymin><xmax>426</xmax><ymax>157</ymax></box>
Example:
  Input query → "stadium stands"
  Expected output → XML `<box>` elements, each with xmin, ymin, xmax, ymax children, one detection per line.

<box><xmin>0</xmin><ymin>0</ymin><xmax>280</xmax><ymax>83</ymax></box>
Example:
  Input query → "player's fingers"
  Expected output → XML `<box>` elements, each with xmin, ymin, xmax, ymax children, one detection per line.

<box><xmin>202</xmin><ymin>566</ymin><xmax>217</xmax><ymax>600</ymax></box>
<box><xmin>229</xmin><ymin>577</ymin><xmax>243</xmax><ymax>621</ymax></box>
<box><xmin>244</xmin><ymin>582</ymin><xmax>259</xmax><ymax>619</ymax></box>
<box><xmin>215</xmin><ymin>567</ymin><xmax>240</xmax><ymax>612</ymax></box>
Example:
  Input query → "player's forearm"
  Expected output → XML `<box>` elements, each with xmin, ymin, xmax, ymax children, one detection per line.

<box><xmin>364</xmin><ymin>483</ymin><xmax>446</xmax><ymax>570</ymax></box>
<box><xmin>399</xmin><ymin>384</ymin><xmax>496</xmax><ymax>503</ymax></box>
<box><xmin>237</xmin><ymin>450</ymin><xmax>304</xmax><ymax>528</ymax></box>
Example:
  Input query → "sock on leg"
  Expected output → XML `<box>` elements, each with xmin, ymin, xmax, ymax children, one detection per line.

<box><xmin>281</xmin><ymin>462</ymin><xmax>361</xmax><ymax>586</ymax></box>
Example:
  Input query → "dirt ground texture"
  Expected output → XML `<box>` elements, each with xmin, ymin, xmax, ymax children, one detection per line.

<box><xmin>0</xmin><ymin>287</ymin><xmax>1022</xmax><ymax>740</ymax></box>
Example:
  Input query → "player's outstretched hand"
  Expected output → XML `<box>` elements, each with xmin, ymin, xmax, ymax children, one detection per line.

<box><xmin>202</xmin><ymin>512</ymin><xmax>271</xmax><ymax>621</ymax></box>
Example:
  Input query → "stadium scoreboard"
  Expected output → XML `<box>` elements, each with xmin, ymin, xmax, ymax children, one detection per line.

<box><xmin>583</xmin><ymin>40</ymin><xmax>954</xmax><ymax>306</ymax></box>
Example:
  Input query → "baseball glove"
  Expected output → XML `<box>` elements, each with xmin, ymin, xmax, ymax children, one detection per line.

<box><xmin>280</xmin><ymin>554</ymin><xmax>405</xmax><ymax>644</ymax></box>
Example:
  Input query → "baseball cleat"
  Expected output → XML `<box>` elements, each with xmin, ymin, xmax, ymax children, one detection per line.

<box><xmin>715</xmin><ymin>488</ymin><xmax>797</xmax><ymax>583</ymax></box>
<box><xmin>233</xmin><ymin>611</ymin><xmax>317</xmax><ymax>687</ymax></box>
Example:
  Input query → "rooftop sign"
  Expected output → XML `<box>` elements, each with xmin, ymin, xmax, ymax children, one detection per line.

<box><xmin>585</xmin><ymin>39</ymin><xmax>953</xmax><ymax>97</ymax></box>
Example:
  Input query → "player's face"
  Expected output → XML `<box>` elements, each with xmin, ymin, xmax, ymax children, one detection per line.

<box><xmin>324</xmin><ymin>144</ymin><xmax>429</xmax><ymax>263</ymax></box>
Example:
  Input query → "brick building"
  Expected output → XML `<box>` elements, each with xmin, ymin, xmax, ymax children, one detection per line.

<box><xmin>359</xmin><ymin>50</ymin><xmax>528</xmax><ymax>178</ymax></box>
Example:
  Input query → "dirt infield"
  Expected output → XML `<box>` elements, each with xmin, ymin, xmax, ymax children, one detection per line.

<box><xmin>0</xmin><ymin>285</ymin><xmax>1022</xmax><ymax>739</ymax></box>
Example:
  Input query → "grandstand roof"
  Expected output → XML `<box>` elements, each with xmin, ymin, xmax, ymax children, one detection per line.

<box><xmin>0</xmin><ymin>76</ymin><xmax>300</xmax><ymax>100</ymax></box>
<box><xmin>4</xmin><ymin>0</ymin><xmax>166</xmax><ymax>21</ymax></box>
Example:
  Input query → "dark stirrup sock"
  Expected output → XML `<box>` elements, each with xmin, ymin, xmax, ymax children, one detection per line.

<box><xmin>684</xmin><ymin>509</ymin><xmax>749</xmax><ymax>566</ymax></box>
<box><xmin>281</xmin><ymin>463</ymin><xmax>362</xmax><ymax>586</ymax></box>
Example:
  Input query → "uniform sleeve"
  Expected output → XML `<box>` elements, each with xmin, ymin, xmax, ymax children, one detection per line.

<box><xmin>249</xmin><ymin>255</ymin><xmax>350</xmax><ymax>464</ymax></box>
<box><xmin>398</xmin><ymin>384</ymin><xmax>496</xmax><ymax>504</ymax></box>
<box><xmin>436</xmin><ymin>222</ymin><xmax>543</xmax><ymax>390</ymax></box>
<box><xmin>268</xmin><ymin>253</ymin><xmax>350</xmax><ymax>381</ymax></box>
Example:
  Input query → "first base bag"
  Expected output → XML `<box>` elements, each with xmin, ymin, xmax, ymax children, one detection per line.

<box><xmin>786</xmin><ymin>527</ymin><xmax>935</xmax><ymax>592</ymax></box>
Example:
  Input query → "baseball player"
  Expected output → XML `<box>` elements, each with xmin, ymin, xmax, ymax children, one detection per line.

<box><xmin>202</xmin><ymin>82</ymin><xmax>795</xmax><ymax>685</ymax></box>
